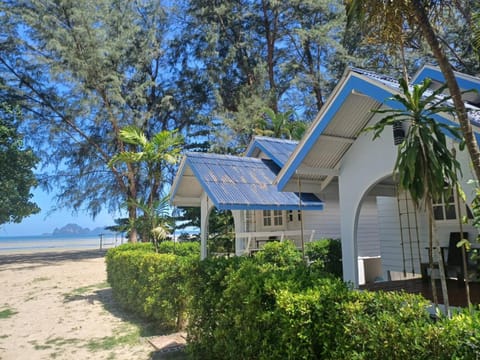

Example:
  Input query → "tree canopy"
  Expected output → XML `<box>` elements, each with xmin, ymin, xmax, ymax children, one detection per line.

<box><xmin>0</xmin><ymin>0</ymin><xmax>478</xmax><ymax>231</ymax></box>
<box><xmin>0</xmin><ymin>103</ymin><xmax>39</xmax><ymax>224</ymax></box>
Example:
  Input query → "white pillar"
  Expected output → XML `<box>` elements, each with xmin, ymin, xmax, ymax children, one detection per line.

<box><xmin>232</xmin><ymin>210</ymin><xmax>244</xmax><ymax>256</ymax></box>
<box><xmin>338</xmin><ymin>176</ymin><xmax>361</xmax><ymax>286</ymax></box>
<box><xmin>200</xmin><ymin>192</ymin><xmax>213</xmax><ymax>260</ymax></box>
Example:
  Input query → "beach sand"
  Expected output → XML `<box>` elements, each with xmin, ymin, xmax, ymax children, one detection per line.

<box><xmin>0</xmin><ymin>249</ymin><xmax>179</xmax><ymax>359</ymax></box>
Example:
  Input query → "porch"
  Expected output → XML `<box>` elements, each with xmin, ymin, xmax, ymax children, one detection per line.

<box><xmin>360</xmin><ymin>278</ymin><xmax>480</xmax><ymax>307</ymax></box>
<box><xmin>236</xmin><ymin>229</ymin><xmax>316</xmax><ymax>254</ymax></box>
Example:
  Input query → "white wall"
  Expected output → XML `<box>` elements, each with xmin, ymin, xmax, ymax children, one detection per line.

<box><xmin>377</xmin><ymin>195</ymin><xmax>428</xmax><ymax>280</ymax></box>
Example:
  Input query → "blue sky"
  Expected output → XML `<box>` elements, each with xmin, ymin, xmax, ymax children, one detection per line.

<box><xmin>0</xmin><ymin>188</ymin><xmax>118</xmax><ymax>237</ymax></box>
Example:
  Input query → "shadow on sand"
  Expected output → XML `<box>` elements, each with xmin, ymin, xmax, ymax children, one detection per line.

<box><xmin>0</xmin><ymin>249</ymin><xmax>108</xmax><ymax>268</ymax></box>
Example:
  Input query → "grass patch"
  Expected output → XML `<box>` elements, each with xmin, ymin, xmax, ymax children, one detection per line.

<box><xmin>63</xmin><ymin>281</ymin><xmax>110</xmax><ymax>301</ymax></box>
<box><xmin>45</xmin><ymin>337</ymin><xmax>81</xmax><ymax>346</ymax></box>
<box><xmin>86</xmin><ymin>326</ymin><xmax>140</xmax><ymax>351</ymax></box>
<box><xmin>29</xmin><ymin>340</ymin><xmax>52</xmax><ymax>350</ymax></box>
<box><xmin>32</xmin><ymin>276</ymin><xmax>50</xmax><ymax>283</ymax></box>
<box><xmin>0</xmin><ymin>308</ymin><xmax>17</xmax><ymax>319</ymax></box>
<box><xmin>0</xmin><ymin>334</ymin><xmax>10</xmax><ymax>339</ymax></box>
<box><xmin>30</xmin><ymin>337</ymin><xmax>81</xmax><ymax>351</ymax></box>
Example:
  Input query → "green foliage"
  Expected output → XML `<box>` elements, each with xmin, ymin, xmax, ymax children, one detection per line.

<box><xmin>331</xmin><ymin>291</ymin><xmax>432</xmax><ymax>359</ymax></box>
<box><xmin>107</xmin><ymin>241</ymin><xmax>480</xmax><ymax>359</ymax></box>
<box><xmin>106</xmin><ymin>242</ymin><xmax>198</xmax><ymax>331</ymax></box>
<box><xmin>306</xmin><ymin>238</ymin><xmax>343</xmax><ymax>278</ymax></box>
<box><xmin>254</xmin><ymin>240</ymin><xmax>303</xmax><ymax>268</ymax></box>
<box><xmin>0</xmin><ymin>0</ymin><xmax>209</xmax><ymax>219</ymax></box>
<box><xmin>0</xmin><ymin>103</ymin><xmax>40</xmax><ymax>224</ymax></box>
<box><xmin>207</xmin><ymin>209</ymin><xmax>235</xmax><ymax>255</ymax></box>
<box><xmin>186</xmin><ymin>242</ymin><xmax>480</xmax><ymax>359</ymax></box>
<box><xmin>367</xmin><ymin>78</ymin><xmax>462</xmax><ymax>207</ymax></box>
<box><xmin>254</xmin><ymin>108</ymin><xmax>307</xmax><ymax>140</ymax></box>
<box><xmin>156</xmin><ymin>241</ymin><xmax>200</xmax><ymax>257</ymax></box>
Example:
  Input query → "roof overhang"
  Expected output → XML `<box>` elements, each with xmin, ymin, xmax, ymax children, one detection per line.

<box><xmin>170</xmin><ymin>153</ymin><xmax>324</xmax><ymax>211</ymax></box>
<box><xmin>276</xmin><ymin>66</ymin><xmax>476</xmax><ymax>191</ymax></box>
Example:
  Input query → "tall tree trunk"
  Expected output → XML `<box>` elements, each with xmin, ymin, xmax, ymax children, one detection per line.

<box><xmin>412</xmin><ymin>2</ymin><xmax>480</xmax><ymax>182</ymax></box>
<box><xmin>261</xmin><ymin>0</ymin><xmax>279</xmax><ymax>113</ymax></box>
<box><xmin>303</xmin><ymin>39</ymin><xmax>324</xmax><ymax>111</ymax></box>
<box><xmin>128</xmin><ymin>203</ymin><xmax>138</xmax><ymax>243</ymax></box>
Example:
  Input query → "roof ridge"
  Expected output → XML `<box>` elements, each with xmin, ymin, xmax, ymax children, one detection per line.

<box><xmin>253</xmin><ymin>136</ymin><xmax>299</xmax><ymax>144</ymax></box>
<box><xmin>351</xmin><ymin>67</ymin><xmax>399</xmax><ymax>84</ymax></box>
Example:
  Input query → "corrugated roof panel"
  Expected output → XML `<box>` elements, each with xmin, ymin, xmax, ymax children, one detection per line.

<box><xmin>248</xmin><ymin>137</ymin><xmax>298</xmax><ymax>167</ymax></box>
<box><xmin>185</xmin><ymin>152</ymin><xmax>323</xmax><ymax>210</ymax></box>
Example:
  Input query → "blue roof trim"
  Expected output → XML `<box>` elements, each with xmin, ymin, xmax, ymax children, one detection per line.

<box><xmin>278</xmin><ymin>73</ymin><xmax>394</xmax><ymax>190</ymax></box>
<box><xmin>412</xmin><ymin>66</ymin><xmax>480</xmax><ymax>93</ymax></box>
<box><xmin>183</xmin><ymin>153</ymin><xmax>323</xmax><ymax>211</ymax></box>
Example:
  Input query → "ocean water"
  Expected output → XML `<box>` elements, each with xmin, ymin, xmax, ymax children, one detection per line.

<box><xmin>0</xmin><ymin>234</ymin><xmax>124</xmax><ymax>253</ymax></box>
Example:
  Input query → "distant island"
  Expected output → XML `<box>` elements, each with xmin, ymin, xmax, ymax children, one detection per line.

<box><xmin>44</xmin><ymin>223</ymin><xmax>115</xmax><ymax>236</ymax></box>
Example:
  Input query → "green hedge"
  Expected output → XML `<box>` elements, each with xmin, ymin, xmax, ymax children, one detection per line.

<box><xmin>305</xmin><ymin>238</ymin><xmax>342</xmax><ymax>278</ymax></box>
<box><xmin>186</xmin><ymin>241</ymin><xmax>480</xmax><ymax>359</ymax></box>
<box><xmin>107</xmin><ymin>240</ymin><xmax>480</xmax><ymax>359</ymax></box>
<box><xmin>106</xmin><ymin>241</ymin><xmax>199</xmax><ymax>331</ymax></box>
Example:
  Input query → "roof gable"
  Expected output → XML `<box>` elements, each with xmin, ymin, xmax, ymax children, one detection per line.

<box><xmin>276</xmin><ymin>66</ymin><xmax>479</xmax><ymax>191</ymax></box>
<box><xmin>245</xmin><ymin>136</ymin><xmax>298</xmax><ymax>167</ymax></box>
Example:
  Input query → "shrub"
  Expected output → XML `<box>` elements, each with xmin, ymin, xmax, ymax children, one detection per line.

<box><xmin>105</xmin><ymin>241</ymin><xmax>198</xmax><ymax>331</ymax></box>
<box><xmin>253</xmin><ymin>240</ymin><xmax>303</xmax><ymax>268</ymax></box>
<box><xmin>156</xmin><ymin>240</ymin><xmax>200</xmax><ymax>258</ymax></box>
<box><xmin>306</xmin><ymin>238</ymin><xmax>342</xmax><ymax>277</ymax></box>
<box><xmin>186</xmin><ymin>256</ymin><xmax>245</xmax><ymax>359</ymax></box>
<box><xmin>330</xmin><ymin>290</ymin><xmax>433</xmax><ymax>360</ymax></box>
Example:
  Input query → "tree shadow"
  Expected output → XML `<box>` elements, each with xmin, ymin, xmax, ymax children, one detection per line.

<box><xmin>0</xmin><ymin>249</ymin><xmax>108</xmax><ymax>271</ymax></box>
<box><xmin>64</xmin><ymin>286</ymin><xmax>174</xmax><ymax>338</ymax></box>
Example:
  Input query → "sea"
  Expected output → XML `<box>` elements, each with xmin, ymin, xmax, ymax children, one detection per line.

<box><xmin>0</xmin><ymin>233</ymin><xmax>124</xmax><ymax>254</ymax></box>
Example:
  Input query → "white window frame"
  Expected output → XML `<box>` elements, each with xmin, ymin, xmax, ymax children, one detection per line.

<box><xmin>262</xmin><ymin>210</ymin><xmax>284</xmax><ymax>228</ymax></box>
<box><xmin>433</xmin><ymin>192</ymin><xmax>473</xmax><ymax>222</ymax></box>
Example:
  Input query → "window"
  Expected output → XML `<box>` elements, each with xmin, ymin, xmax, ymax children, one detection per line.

<box><xmin>288</xmin><ymin>210</ymin><xmax>302</xmax><ymax>222</ymax></box>
<box><xmin>433</xmin><ymin>193</ymin><xmax>473</xmax><ymax>221</ymax></box>
<box><xmin>263</xmin><ymin>210</ymin><xmax>283</xmax><ymax>227</ymax></box>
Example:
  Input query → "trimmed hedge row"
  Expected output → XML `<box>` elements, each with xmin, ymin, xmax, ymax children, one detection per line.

<box><xmin>186</xmin><ymin>241</ymin><xmax>480</xmax><ymax>359</ymax></box>
<box><xmin>106</xmin><ymin>240</ymin><xmax>480</xmax><ymax>359</ymax></box>
<box><xmin>106</xmin><ymin>241</ymin><xmax>199</xmax><ymax>331</ymax></box>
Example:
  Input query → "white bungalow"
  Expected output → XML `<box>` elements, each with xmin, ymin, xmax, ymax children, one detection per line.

<box><xmin>276</xmin><ymin>65</ymin><xmax>480</xmax><ymax>287</ymax></box>
<box><xmin>171</xmin><ymin>65</ymin><xmax>480</xmax><ymax>288</ymax></box>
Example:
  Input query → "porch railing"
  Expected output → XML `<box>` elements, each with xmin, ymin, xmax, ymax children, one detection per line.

<box><xmin>236</xmin><ymin>230</ymin><xmax>316</xmax><ymax>255</ymax></box>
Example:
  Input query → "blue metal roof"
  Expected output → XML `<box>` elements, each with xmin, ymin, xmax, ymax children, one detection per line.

<box><xmin>184</xmin><ymin>152</ymin><xmax>323</xmax><ymax>211</ymax></box>
<box><xmin>245</xmin><ymin>136</ymin><xmax>298</xmax><ymax>167</ymax></box>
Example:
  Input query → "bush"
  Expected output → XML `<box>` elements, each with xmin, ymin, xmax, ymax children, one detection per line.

<box><xmin>156</xmin><ymin>241</ymin><xmax>200</xmax><ymax>257</ymax></box>
<box><xmin>187</xmin><ymin>241</ymin><xmax>346</xmax><ymax>359</ymax></box>
<box><xmin>108</xmin><ymin>241</ymin><xmax>480</xmax><ymax>359</ymax></box>
<box><xmin>306</xmin><ymin>238</ymin><xmax>342</xmax><ymax>277</ymax></box>
<box><xmin>106</xmin><ymin>241</ymin><xmax>198</xmax><ymax>331</ymax></box>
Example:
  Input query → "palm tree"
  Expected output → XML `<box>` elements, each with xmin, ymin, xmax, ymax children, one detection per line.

<box><xmin>108</xmin><ymin>126</ymin><xmax>183</xmax><ymax>242</ymax></box>
<box><xmin>255</xmin><ymin>108</ymin><xmax>307</xmax><ymax>140</ymax></box>
<box><xmin>366</xmin><ymin>78</ymin><xmax>464</xmax><ymax>316</ymax></box>
<box><xmin>345</xmin><ymin>0</ymin><xmax>480</xmax><ymax>183</ymax></box>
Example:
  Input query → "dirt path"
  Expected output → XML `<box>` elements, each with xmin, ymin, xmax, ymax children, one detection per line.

<box><xmin>0</xmin><ymin>250</ymin><xmax>184</xmax><ymax>360</ymax></box>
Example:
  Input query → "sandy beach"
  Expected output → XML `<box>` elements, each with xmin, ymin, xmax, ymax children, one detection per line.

<box><xmin>0</xmin><ymin>249</ymin><xmax>183</xmax><ymax>360</ymax></box>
